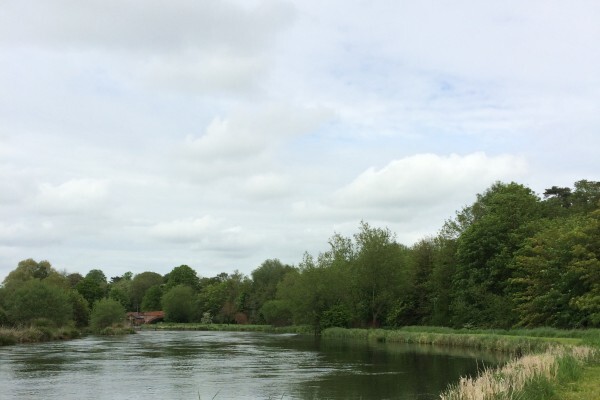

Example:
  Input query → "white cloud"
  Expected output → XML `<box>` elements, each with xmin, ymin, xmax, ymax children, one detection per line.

<box><xmin>0</xmin><ymin>221</ymin><xmax>60</xmax><ymax>246</ymax></box>
<box><xmin>148</xmin><ymin>216</ymin><xmax>262</xmax><ymax>260</ymax></box>
<box><xmin>0</xmin><ymin>0</ymin><xmax>295</xmax><ymax>53</ymax></box>
<box><xmin>34</xmin><ymin>179</ymin><xmax>110</xmax><ymax>215</ymax></box>
<box><xmin>242</xmin><ymin>173</ymin><xmax>292</xmax><ymax>200</ymax></box>
<box><xmin>334</xmin><ymin>153</ymin><xmax>528</xmax><ymax>209</ymax></box>
<box><xmin>179</xmin><ymin>104</ymin><xmax>333</xmax><ymax>180</ymax></box>
<box><xmin>149</xmin><ymin>215</ymin><xmax>220</xmax><ymax>243</ymax></box>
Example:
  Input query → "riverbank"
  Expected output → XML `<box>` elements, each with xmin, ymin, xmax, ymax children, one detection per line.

<box><xmin>320</xmin><ymin>326</ymin><xmax>600</xmax><ymax>400</ymax></box>
<box><xmin>140</xmin><ymin>322</ymin><xmax>313</xmax><ymax>334</ymax></box>
<box><xmin>0</xmin><ymin>325</ymin><xmax>81</xmax><ymax>346</ymax></box>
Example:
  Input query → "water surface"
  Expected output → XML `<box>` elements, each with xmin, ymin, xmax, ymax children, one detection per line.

<box><xmin>0</xmin><ymin>331</ymin><xmax>507</xmax><ymax>399</ymax></box>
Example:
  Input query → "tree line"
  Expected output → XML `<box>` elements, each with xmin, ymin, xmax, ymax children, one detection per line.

<box><xmin>1</xmin><ymin>179</ymin><xmax>599</xmax><ymax>333</ymax></box>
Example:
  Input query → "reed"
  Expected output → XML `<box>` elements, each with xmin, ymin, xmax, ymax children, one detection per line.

<box><xmin>0</xmin><ymin>325</ymin><xmax>81</xmax><ymax>346</ymax></box>
<box><xmin>439</xmin><ymin>346</ymin><xmax>596</xmax><ymax>400</ymax></box>
<box><xmin>321</xmin><ymin>328</ymin><xmax>554</xmax><ymax>355</ymax></box>
<box><xmin>142</xmin><ymin>322</ymin><xmax>313</xmax><ymax>334</ymax></box>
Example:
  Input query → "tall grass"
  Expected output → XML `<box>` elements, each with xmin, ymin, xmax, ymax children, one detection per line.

<box><xmin>440</xmin><ymin>346</ymin><xmax>596</xmax><ymax>400</ymax></box>
<box><xmin>321</xmin><ymin>326</ymin><xmax>599</xmax><ymax>399</ymax></box>
<box><xmin>0</xmin><ymin>325</ymin><xmax>81</xmax><ymax>346</ymax></box>
<box><xmin>321</xmin><ymin>328</ymin><xmax>556</xmax><ymax>355</ymax></box>
<box><xmin>143</xmin><ymin>323</ymin><xmax>313</xmax><ymax>334</ymax></box>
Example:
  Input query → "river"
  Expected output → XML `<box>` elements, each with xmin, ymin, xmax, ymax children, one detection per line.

<box><xmin>0</xmin><ymin>330</ymin><xmax>507</xmax><ymax>399</ymax></box>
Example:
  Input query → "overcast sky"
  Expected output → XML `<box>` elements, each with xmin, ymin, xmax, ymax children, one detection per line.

<box><xmin>1</xmin><ymin>0</ymin><xmax>599</xmax><ymax>281</ymax></box>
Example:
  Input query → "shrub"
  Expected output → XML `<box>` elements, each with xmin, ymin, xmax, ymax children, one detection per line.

<box><xmin>5</xmin><ymin>280</ymin><xmax>73</xmax><ymax>327</ymax></box>
<box><xmin>162</xmin><ymin>285</ymin><xmax>196</xmax><ymax>322</ymax></box>
<box><xmin>90</xmin><ymin>298</ymin><xmax>126</xmax><ymax>332</ymax></box>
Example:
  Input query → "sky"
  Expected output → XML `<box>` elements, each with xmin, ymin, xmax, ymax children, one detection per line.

<box><xmin>1</xmin><ymin>0</ymin><xmax>599</xmax><ymax>281</ymax></box>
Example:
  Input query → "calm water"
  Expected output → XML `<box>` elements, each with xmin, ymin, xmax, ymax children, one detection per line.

<box><xmin>0</xmin><ymin>331</ymin><xmax>507</xmax><ymax>399</ymax></box>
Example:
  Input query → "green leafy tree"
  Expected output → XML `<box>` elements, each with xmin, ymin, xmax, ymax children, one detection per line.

<box><xmin>197</xmin><ymin>280</ymin><xmax>228</xmax><ymax>322</ymax></box>
<box><xmin>162</xmin><ymin>285</ymin><xmax>196</xmax><ymax>322</ymax></box>
<box><xmin>141</xmin><ymin>285</ymin><xmax>163</xmax><ymax>311</ymax></box>
<box><xmin>2</xmin><ymin>259</ymin><xmax>65</xmax><ymax>291</ymax></box>
<box><xmin>352</xmin><ymin>221</ymin><xmax>409</xmax><ymax>327</ymax></box>
<box><xmin>5</xmin><ymin>280</ymin><xmax>73</xmax><ymax>327</ymax></box>
<box><xmin>130</xmin><ymin>271</ymin><xmax>163</xmax><ymax>311</ymax></box>
<box><xmin>250</xmin><ymin>259</ymin><xmax>295</xmax><ymax>321</ymax></box>
<box><xmin>571</xmin><ymin>180</ymin><xmax>600</xmax><ymax>213</ymax></box>
<box><xmin>260</xmin><ymin>300</ymin><xmax>293</xmax><ymax>326</ymax></box>
<box><xmin>76</xmin><ymin>269</ymin><xmax>108</xmax><ymax>308</ymax></box>
<box><xmin>450</xmin><ymin>182</ymin><xmax>541</xmax><ymax>328</ymax></box>
<box><xmin>511</xmin><ymin>211</ymin><xmax>600</xmax><ymax>327</ymax></box>
<box><xmin>90</xmin><ymin>298</ymin><xmax>126</xmax><ymax>332</ymax></box>
<box><xmin>165</xmin><ymin>265</ymin><xmax>200</xmax><ymax>291</ymax></box>
<box><xmin>68</xmin><ymin>290</ymin><xmax>90</xmax><ymax>327</ymax></box>
<box><xmin>109</xmin><ymin>278</ymin><xmax>132</xmax><ymax>310</ymax></box>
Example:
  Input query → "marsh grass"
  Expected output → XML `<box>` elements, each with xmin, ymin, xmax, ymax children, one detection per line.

<box><xmin>143</xmin><ymin>323</ymin><xmax>313</xmax><ymax>334</ymax></box>
<box><xmin>439</xmin><ymin>346</ymin><xmax>596</xmax><ymax>400</ymax></box>
<box><xmin>321</xmin><ymin>327</ymin><xmax>599</xmax><ymax>399</ymax></box>
<box><xmin>321</xmin><ymin>328</ymin><xmax>556</xmax><ymax>355</ymax></box>
<box><xmin>0</xmin><ymin>325</ymin><xmax>81</xmax><ymax>345</ymax></box>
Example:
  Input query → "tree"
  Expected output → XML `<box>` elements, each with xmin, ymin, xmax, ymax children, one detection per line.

<box><xmin>511</xmin><ymin>211</ymin><xmax>600</xmax><ymax>328</ymax></box>
<box><xmin>260</xmin><ymin>300</ymin><xmax>293</xmax><ymax>326</ymax></box>
<box><xmin>2</xmin><ymin>259</ymin><xmax>64</xmax><ymax>290</ymax></box>
<box><xmin>5</xmin><ymin>280</ymin><xmax>73</xmax><ymax>327</ymax></box>
<box><xmin>450</xmin><ymin>182</ymin><xmax>541</xmax><ymax>328</ymax></box>
<box><xmin>141</xmin><ymin>285</ymin><xmax>163</xmax><ymax>311</ymax></box>
<box><xmin>250</xmin><ymin>259</ymin><xmax>295</xmax><ymax>321</ymax></box>
<box><xmin>162</xmin><ymin>285</ymin><xmax>196</xmax><ymax>323</ymax></box>
<box><xmin>352</xmin><ymin>221</ymin><xmax>409</xmax><ymax>327</ymax></box>
<box><xmin>130</xmin><ymin>271</ymin><xmax>163</xmax><ymax>311</ymax></box>
<box><xmin>90</xmin><ymin>298</ymin><xmax>126</xmax><ymax>332</ymax></box>
<box><xmin>109</xmin><ymin>279</ymin><xmax>132</xmax><ymax>310</ymax></box>
<box><xmin>76</xmin><ymin>269</ymin><xmax>108</xmax><ymax>308</ymax></box>
<box><xmin>68</xmin><ymin>290</ymin><xmax>90</xmax><ymax>328</ymax></box>
<box><xmin>571</xmin><ymin>180</ymin><xmax>600</xmax><ymax>213</ymax></box>
<box><xmin>165</xmin><ymin>265</ymin><xmax>200</xmax><ymax>291</ymax></box>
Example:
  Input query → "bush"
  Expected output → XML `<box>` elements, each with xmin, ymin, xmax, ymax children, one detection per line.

<box><xmin>260</xmin><ymin>300</ymin><xmax>293</xmax><ymax>326</ymax></box>
<box><xmin>162</xmin><ymin>285</ymin><xmax>196</xmax><ymax>323</ymax></box>
<box><xmin>5</xmin><ymin>280</ymin><xmax>73</xmax><ymax>327</ymax></box>
<box><xmin>90</xmin><ymin>298</ymin><xmax>126</xmax><ymax>332</ymax></box>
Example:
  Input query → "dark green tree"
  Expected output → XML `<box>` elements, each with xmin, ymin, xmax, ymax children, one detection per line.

<box><xmin>250</xmin><ymin>259</ymin><xmax>295</xmax><ymax>322</ymax></box>
<box><xmin>352</xmin><ymin>221</ymin><xmax>409</xmax><ymax>327</ymax></box>
<box><xmin>162</xmin><ymin>285</ymin><xmax>196</xmax><ymax>322</ymax></box>
<box><xmin>165</xmin><ymin>265</ymin><xmax>200</xmax><ymax>291</ymax></box>
<box><xmin>5</xmin><ymin>280</ymin><xmax>73</xmax><ymax>327</ymax></box>
<box><xmin>141</xmin><ymin>285</ymin><xmax>163</xmax><ymax>311</ymax></box>
<box><xmin>76</xmin><ymin>269</ymin><xmax>108</xmax><ymax>308</ymax></box>
<box><xmin>90</xmin><ymin>298</ymin><xmax>126</xmax><ymax>332</ymax></box>
<box><xmin>130</xmin><ymin>271</ymin><xmax>163</xmax><ymax>311</ymax></box>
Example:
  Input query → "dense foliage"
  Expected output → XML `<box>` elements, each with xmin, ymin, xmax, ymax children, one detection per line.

<box><xmin>1</xmin><ymin>179</ymin><xmax>599</xmax><ymax>333</ymax></box>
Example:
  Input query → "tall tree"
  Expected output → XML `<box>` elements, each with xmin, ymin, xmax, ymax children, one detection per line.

<box><xmin>130</xmin><ymin>271</ymin><xmax>163</xmax><ymax>311</ymax></box>
<box><xmin>352</xmin><ymin>221</ymin><xmax>409</xmax><ymax>327</ymax></box>
<box><xmin>250</xmin><ymin>259</ymin><xmax>295</xmax><ymax>322</ymax></box>
<box><xmin>450</xmin><ymin>182</ymin><xmax>541</xmax><ymax>328</ymax></box>
<box><xmin>165</xmin><ymin>265</ymin><xmax>200</xmax><ymax>291</ymax></box>
<box><xmin>76</xmin><ymin>269</ymin><xmax>108</xmax><ymax>308</ymax></box>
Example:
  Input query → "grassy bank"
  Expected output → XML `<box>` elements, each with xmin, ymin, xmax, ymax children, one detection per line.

<box><xmin>321</xmin><ymin>327</ymin><xmax>572</xmax><ymax>355</ymax></box>
<box><xmin>321</xmin><ymin>326</ymin><xmax>599</xmax><ymax>399</ymax></box>
<box><xmin>0</xmin><ymin>325</ymin><xmax>81</xmax><ymax>346</ymax></box>
<box><xmin>140</xmin><ymin>322</ymin><xmax>313</xmax><ymax>334</ymax></box>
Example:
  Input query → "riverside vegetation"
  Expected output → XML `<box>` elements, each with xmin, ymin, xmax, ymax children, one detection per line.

<box><xmin>1</xmin><ymin>179</ymin><xmax>600</xmax><ymax>397</ymax></box>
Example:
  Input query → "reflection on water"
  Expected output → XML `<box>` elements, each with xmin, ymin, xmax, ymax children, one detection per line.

<box><xmin>0</xmin><ymin>331</ymin><xmax>508</xmax><ymax>399</ymax></box>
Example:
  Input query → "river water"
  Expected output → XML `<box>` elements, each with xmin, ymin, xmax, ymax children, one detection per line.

<box><xmin>0</xmin><ymin>331</ymin><xmax>507</xmax><ymax>399</ymax></box>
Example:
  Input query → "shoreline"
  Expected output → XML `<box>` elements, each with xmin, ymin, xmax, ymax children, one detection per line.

<box><xmin>4</xmin><ymin>323</ymin><xmax>599</xmax><ymax>399</ymax></box>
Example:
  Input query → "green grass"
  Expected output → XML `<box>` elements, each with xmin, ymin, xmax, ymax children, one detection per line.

<box><xmin>141</xmin><ymin>322</ymin><xmax>313</xmax><ymax>334</ymax></box>
<box><xmin>321</xmin><ymin>327</ymin><xmax>569</xmax><ymax>355</ymax></box>
<box><xmin>320</xmin><ymin>326</ymin><xmax>600</xmax><ymax>400</ymax></box>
